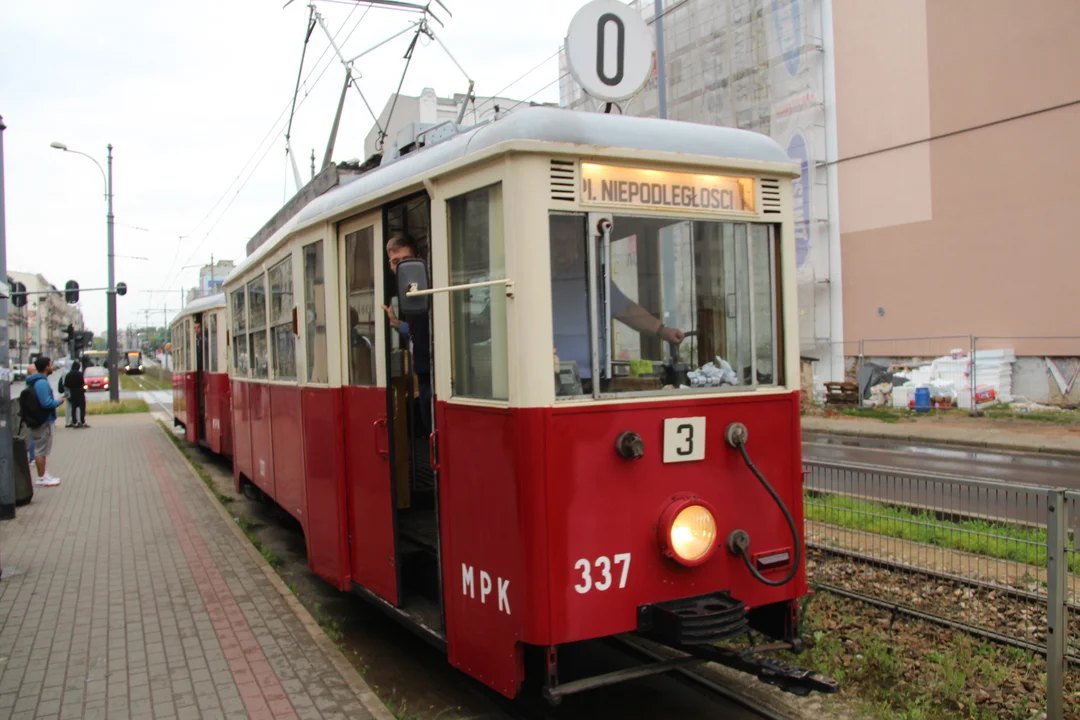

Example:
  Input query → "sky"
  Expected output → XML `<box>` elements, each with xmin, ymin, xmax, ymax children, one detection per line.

<box><xmin>0</xmin><ymin>0</ymin><xmax>592</xmax><ymax>334</ymax></box>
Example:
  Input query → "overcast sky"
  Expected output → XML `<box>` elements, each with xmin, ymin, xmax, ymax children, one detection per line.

<box><xmin>1</xmin><ymin>0</ymin><xmax>591</xmax><ymax>333</ymax></box>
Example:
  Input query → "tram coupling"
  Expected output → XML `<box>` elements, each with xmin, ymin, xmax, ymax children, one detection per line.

<box><xmin>679</xmin><ymin>642</ymin><xmax>841</xmax><ymax>697</ymax></box>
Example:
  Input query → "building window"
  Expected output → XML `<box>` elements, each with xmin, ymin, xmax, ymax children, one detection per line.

<box><xmin>231</xmin><ymin>288</ymin><xmax>248</xmax><ymax>375</ymax></box>
<box><xmin>345</xmin><ymin>228</ymin><xmax>375</xmax><ymax>386</ymax></box>
<box><xmin>447</xmin><ymin>183</ymin><xmax>507</xmax><ymax>400</ymax></box>
<box><xmin>248</xmin><ymin>275</ymin><xmax>268</xmax><ymax>379</ymax></box>
<box><xmin>303</xmin><ymin>241</ymin><xmax>328</xmax><ymax>384</ymax></box>
<box><xmin>268</xmin><ymin>257</ymin><xmax>296</xmax><ymax>381</ymax></box>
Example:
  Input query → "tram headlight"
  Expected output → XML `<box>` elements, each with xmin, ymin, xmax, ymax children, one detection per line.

<box><xmin>658</xmin><ymin>497</ymin><xmax>718</xmax><ymax>566</ymax></box>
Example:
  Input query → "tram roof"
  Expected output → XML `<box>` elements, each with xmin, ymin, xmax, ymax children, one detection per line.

<box><xmin>170</xmin><ymin>292</ymin><xmax>226</xmax><ymax>327</ymax></box>
<box><xmin>227</xmin><ymin>106</ymin><xmax>796</xmax><ymax>283</ymax></box>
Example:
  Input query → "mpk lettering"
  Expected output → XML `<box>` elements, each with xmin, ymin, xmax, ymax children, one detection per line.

<box><xmin>460</xmin><ymin>563</ymin><xmax>511</xmax><ymax>616</ymax></box>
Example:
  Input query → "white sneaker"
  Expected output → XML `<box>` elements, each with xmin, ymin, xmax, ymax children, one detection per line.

<box><xmin>34</xmin><ymin>478</ymin><xmax>45</xmax><ymax>487</ymax></box>
<box><xmin>41</xmin><ymin>476</ymin><xmax>60</xmax><ymax>487</ymax></box>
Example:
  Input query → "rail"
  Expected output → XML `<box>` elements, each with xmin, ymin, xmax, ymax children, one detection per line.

<box><xmin>803</xmin><ymin>459</ymin><xmax>1074</xmax><ymax>719</ymax></box>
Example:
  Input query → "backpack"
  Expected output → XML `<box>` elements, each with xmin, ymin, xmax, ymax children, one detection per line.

<box><xmin>19</xmin><ymin>378</ymin><xmax>49</xmax><ymax>429</ymax></box>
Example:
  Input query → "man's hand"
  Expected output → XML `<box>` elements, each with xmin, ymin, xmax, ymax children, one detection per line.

<box><xmin>58</xmin><ymin>397</ymin><xmax>65</xmax><ymax>406</ymax></box>
<box><xmin>659</xmin><ymin>326</ymin><xmax>685</xmax><ymax>345</ymax></box>
<box><xmin>382</xmin><ymin>304</ymin><xmax>401</xmax><ymax>330</ymax></box>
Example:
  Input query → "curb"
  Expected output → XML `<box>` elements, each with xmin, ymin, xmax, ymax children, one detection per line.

<box><xmin>157</xmin><ymin>424</ymin><xmax>397</xmax><ymax>720</ymax></box>
<box><xmin>801</xmin><ymin>425</ymin><xmax>1080</xmax><ymax>458</ymax></box>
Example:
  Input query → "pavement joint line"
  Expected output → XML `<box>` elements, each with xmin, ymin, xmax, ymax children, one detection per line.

<box><xmin>153</xmin><ymin>421</ymin><xmax>397</xmax><ymax>720</ymax></box>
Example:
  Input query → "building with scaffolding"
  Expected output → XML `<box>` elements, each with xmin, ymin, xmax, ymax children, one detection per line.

<box><xmin>559</xmin><ymin>0</ymin><xmax>841</xmax><ymax>382</ymax></box>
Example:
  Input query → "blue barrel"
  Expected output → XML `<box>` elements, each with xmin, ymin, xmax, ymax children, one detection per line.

<box><xmin>914</xmin><ymin>387</ymin><xmax>931</xmax><ymax>412</ymax></box>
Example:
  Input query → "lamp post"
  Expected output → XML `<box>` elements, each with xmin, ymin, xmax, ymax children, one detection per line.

<box><xmin>50</xmin><ymin>141</ymin><xmax>119</xmax><ymax>402</ymax></box>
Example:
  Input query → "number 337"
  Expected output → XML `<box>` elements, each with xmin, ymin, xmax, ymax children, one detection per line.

<box><xmin>574</xmin><ymin>553</ymin><xmax>631</xmax><ymax>594</ymax></box>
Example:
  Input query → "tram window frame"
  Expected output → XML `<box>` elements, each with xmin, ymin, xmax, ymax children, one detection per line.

<box><xmin>344</xmin><ymin>227</ymin><xmax>376</xmax><ymax>387</ymax></box>
<box><xmin>209</xmin><ymin>313</ymin><xmax>219</xmax><ymax>373</ymax></box>
<box><xmin>247</xmin><ymin>275</ymin><xmax>269</xmax><ymax>380</ymax></box>
<box><xmin>231</xmin><ymin>287</ymin><xmax>248</xmax><ymax>376</ymax></box>
<box><xmin>549</xmin><ymin>214</ymin><xmax>782</xmax><ymax>399</ymax></box>
<box><xmin>303</xmin><ymin>240</ymin><xmax>329</xmax><ymax>384</ymax></box>
<box><xmin>446</xmin><ymin>182</ymin><xmax>508</xmax><ymax>401</ymax></box>
<box><xmin>268</xmin><ymin>257</ymin><xmax>297</xmax><ymax>381</ymax></box>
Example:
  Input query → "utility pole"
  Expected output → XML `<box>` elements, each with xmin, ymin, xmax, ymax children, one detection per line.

<box><xmin>0</xmin><ymin>116</ymin><xmax>14</xmax><ymax>520</ymax></box>
<box><xmin>105</xmin><ymin>145</ymin><xmax>118</xmax><ymax>402</ymax></box>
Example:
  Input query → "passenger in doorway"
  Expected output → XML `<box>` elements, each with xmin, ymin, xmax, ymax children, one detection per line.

<box><xmin>549</xmin><ymin>216</ymin><xmax>685</xmax><ymax>384</ymax></box>
<box><xmin>381</xmin><ymin>233</ymin><xmax>432</xmax><ymax>436</ymax></box>
<box><xmin>25</xmin><ymin>356</ymin><xmax>64</xmax><ymax>487</ymax></box>
<box><xmin>64</xmin><ymin>360</ymin><xmax>88</xmax><ymax>428</ymax></box>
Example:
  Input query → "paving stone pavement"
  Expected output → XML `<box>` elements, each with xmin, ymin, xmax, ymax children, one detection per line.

<box><xmin>0</xmin><ymin>415</ymin><xmax>392</xmax><ymax>720</ymax></box>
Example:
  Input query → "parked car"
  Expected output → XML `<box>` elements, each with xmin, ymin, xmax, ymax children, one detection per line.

<box><xmin>83</xmin><ymin>367</ymin><xmax>109</xmax><ymax>392</ymax></box>
<box><xmin>11</xmin><ymin>364</ymin><xmax>28</xmax><ymax>382</ymax></box>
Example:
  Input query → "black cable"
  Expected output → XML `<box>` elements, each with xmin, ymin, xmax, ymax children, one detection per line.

<box><xmin>734</xmin><ymin>442</ymin><xmax>801</xmax><ymax>587</ymax></box>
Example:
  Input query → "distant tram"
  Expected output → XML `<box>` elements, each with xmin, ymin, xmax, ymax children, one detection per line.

<box><xmin>170</xmin><ymin>106</ymin><xmax>835</xmax><ymax>701</ymax></box>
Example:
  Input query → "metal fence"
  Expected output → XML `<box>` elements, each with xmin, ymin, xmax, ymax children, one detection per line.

<box><xmin>804</xmin><ymin>459</ymin><xmax>1074</xmax><ymax>719</ymax></box>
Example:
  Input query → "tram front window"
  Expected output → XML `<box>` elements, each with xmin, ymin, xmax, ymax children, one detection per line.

<box><xmin>550</xmin><ymin>213</ymin><xmax>779</xmax><ymax>397</ymax></box>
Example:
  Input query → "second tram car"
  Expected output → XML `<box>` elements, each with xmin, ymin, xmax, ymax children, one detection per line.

<box><xmin>170</xmin><ymin>106</ymin><xmax>836</xmax><ymax>701</ymax></box>
<box><xmin>123</xmin><ymin>350</ymin><xmax>145</xmax><ymax>374</ymax></box>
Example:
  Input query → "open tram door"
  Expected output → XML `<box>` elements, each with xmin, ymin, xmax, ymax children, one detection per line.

<box><xmin>193</xmin><ymin>313</ymin><xmax>207</xmax><ymax>444</ymax></box>
<box><xmin>338</xmin><ymin>193</ymin><xmax>444</xmax><ymax>636</ymax></box>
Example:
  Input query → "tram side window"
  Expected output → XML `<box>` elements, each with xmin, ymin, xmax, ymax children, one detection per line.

<box><xmin>268</xmin><ymin>257</ymin><xmax>296</xmax><ymax>381</ymax></box>
<box><xmin>345</xmin><ymin>228</ymin><xmax>375</xmax><ymax>386</ymax></box>
<box><xmin>549</xmin><ymin>215</ymin><xmax>780</xmax><ymax>396</ymax></box>
<box><xmin>248</xmin><ymin>275</ymin><xmax>269</xmax><ymax>379</ymax></box>
<box><xmin>447</xmin><ymin>183</ymin><xmax>507</xmax><ymax>401</ymax></box>
<box><xmin>209</xmin><ymin>314</ymin><xmax>219</xmax><ymax>373</ymax></box>
<box><xmin>231</xmin><ymin>288</ymin><xmax>248</xmax><ymax>375</ymax></box>
<box><xmin>303</xmin><ymin>241</ymin><xmax>329</xmax><ymax>384</ymax></box>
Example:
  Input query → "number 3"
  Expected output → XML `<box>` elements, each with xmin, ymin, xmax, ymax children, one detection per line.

<box><xmin>676</xmin><ymin>423</ymin><xmax>694</xmax><ymax>456</ymax></box>
<box><xmin>574</xmin><ymin>559</ymin><xmax>592</xmax><ymax>594</ymax></box>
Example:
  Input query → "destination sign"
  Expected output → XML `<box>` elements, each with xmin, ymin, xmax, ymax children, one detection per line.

<box><xmin>580</xmin><ymin>163</ymin><xmax>756</xmax><ymax>214</ymax></box>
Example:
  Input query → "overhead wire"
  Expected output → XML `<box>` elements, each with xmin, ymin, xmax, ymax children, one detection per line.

<box><xmin>158</xmin><ymin>1</ymin><xmax>366</xmax><ymax>296</ymax></box>
<box><xmin>162</xmin><ymin>3</ymin><xmax>374</xmax><ymax>297</ymax></box>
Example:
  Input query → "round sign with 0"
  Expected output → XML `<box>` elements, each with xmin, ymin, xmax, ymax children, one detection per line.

<box><xmin>565</xmin><ymin>0</ymin><xmax>654</xmax><ymax>102</ymax></box>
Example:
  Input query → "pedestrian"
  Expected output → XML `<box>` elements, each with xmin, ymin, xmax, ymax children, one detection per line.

<box><xmin>58</xmin><ymin>362</ymin><xmax>73</xmax><ymax>427</ymax></box>
<box><xmin>64</xmin><ymin>360</ymin><xmax>88</xmax><ymax>428</ymax></box>
<box><xmin>21</xmin><ymin>356</ymin><xmax>64</xmax><ymax>487</ymax></box>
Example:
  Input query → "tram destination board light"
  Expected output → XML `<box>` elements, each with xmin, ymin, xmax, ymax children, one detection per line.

<box><xmin>580</xmin><ymin>163</ymin><xmax>756</xmax><ymax>214</ymax></box>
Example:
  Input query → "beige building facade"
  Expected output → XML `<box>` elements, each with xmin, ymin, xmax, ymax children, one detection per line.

<box><xmin>8</xmin><ymin>271</ymin><xmax>85</xmax><ymax>363</ymax></box>
<box><xmin>833</xmin><ymin>0</ymin><xmax>1080</xmax><ymax>358</ymax></box>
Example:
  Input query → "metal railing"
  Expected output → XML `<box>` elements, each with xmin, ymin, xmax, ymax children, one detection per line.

<box><xmin>803</xmin><ymin>459</ymin><xmax>1073</xmax><ymax>719</ymax></box>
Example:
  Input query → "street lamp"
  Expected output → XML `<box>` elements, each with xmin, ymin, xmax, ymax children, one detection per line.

<box><xmin>51</xmin><ymin>140</ymin><xmax>119</xmax><ymax>402</ymax></box>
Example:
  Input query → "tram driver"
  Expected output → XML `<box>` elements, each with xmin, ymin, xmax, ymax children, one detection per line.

<box><xmin>381</xmin><ymin>233</ymin><xmax>432</xmax><ymax>435</ymax></box>
<box><xmin>550</xmin><ymin>215</ymin><xmax>685</xmax><ymax>394</ymax></box>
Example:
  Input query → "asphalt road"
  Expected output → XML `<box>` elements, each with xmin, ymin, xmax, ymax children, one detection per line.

<box><xmin>803</xmin><ymin>432</ymin><xmax>1080</xmax><ymax>488</ymax></box>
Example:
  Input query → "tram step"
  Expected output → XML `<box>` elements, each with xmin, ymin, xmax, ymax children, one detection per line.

<box><xmin>637</xmin><ymin>591</ymin><xmax>749</xmax><ymax>646</ymax></box>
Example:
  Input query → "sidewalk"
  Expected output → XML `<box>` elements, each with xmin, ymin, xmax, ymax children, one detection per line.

<box><xmin>802</xmin><ymin>414</ymin><xmax>1080</xmax><ymax>456</ymax></box>
<box><xmin>0</xmin><ymin>415</ymin><xmax>394</xmax><ymax>720</ymax></box>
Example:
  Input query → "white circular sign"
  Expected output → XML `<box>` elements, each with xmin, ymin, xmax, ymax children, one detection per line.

<box><xmin>565</xmin><ymin>0</ymin><xmax>654</xmax><ymax>103</ymax></box>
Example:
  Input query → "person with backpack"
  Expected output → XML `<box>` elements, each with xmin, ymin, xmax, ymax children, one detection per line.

<box><xmin>20</xmin><ymin>356</ymin><xmax>64</xmax><ymax>487</ymax></box>
<box><xmin>63</xmin><ymin>360</ymin><xmax>88</xmax><ymax>428</ymax></box>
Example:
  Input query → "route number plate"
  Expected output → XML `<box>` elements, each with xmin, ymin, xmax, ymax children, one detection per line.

<box><xmin>663</xmin><ymin>417</ymin><xmax>705</xmax><ymax>463</ymax></box>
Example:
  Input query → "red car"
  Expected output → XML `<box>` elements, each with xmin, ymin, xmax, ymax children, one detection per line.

<box><xmin>83</xmin><ymin>367</ymin><xmax>109</xmax><ymax>392</ymax></box>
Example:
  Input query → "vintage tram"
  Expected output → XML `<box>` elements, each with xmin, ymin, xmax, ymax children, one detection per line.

<box><xmin>170</xmin><ymin>106</ymin><xmax>835</xmax><ymax>700</ymax></box>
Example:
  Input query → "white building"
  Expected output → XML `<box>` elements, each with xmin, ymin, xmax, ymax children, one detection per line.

<box><xmin>186</xmin><ymin>259</ymin><xmax>235</xmax><ymax>305</ymax></box>
<box><xmin>363</xmin><ymin>87</ymin><xmax>557</xmax><ymax>160</ymax></box>
<box><xmin>8</xmin><ymin>270</ymin><xmax>85</xmax><ymax>362</ymax></box>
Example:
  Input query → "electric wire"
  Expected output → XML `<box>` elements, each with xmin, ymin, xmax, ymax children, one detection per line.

<box><xmin>734</xmin><ymin>441</ymin><xmax>802</xmax><ymax>587</ymax></box>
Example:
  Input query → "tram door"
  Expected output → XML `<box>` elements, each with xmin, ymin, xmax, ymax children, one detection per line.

<box><xmin>340</xmin><ymin>212</ymin><xmax>400</xmax><ymax>605</ymax></box>
<box><xmin>194</xmin><ymin>313</ymin><xmax>207</xmax><ymax>443</ymax></box>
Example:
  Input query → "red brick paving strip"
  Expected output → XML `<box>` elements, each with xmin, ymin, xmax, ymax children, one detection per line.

<box><xmin>144</xmin><ymin>429</ymin><xmax>297</xmax><ymax>720</ymax></box>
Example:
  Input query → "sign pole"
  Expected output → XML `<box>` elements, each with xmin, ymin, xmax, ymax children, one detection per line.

<box><xmin>0</xmin><ymin>116</ymin><xmax>15</xmax><ymax>520</ymax></box>
<box><xmin>654</xmin><ymin>0</ymin><xmax>667</xmax><ymax>119</ymax></box>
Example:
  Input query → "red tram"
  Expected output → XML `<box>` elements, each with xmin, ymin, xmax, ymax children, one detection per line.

<box><xmin>170</xmin><ymin>106</ymin><xmax>836</xmax><ymax>701</ymax></box>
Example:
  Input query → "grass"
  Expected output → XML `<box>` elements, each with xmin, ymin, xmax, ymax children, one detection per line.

<box><xmin>119</xmin><ymin>373</ymin><xmax>170</xmax><ymax>392</ymax></box>
<box><xmin>57</xmin><ymin>398</ymin><xmax>148</xmax><ymax>416</ymax></box>
<box><xmin>982</xmin><ymin>403</ymin><xmax>1080</xmax><ymax>425</ymax></box>
<box><xmin>805</xmin><ymin>491</ymin><xmax>1078</xmax><ymax>573</ymax></box>
<box><xmin>784</xmin><ymin>592</ymin><xmax>1063</xmax><ymax>720</ymax></box>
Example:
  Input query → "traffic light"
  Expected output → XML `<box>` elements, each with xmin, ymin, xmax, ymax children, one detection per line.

<box><xmin>64</xmin><ymin>280</ymin><xmax>79</xmax><ymax>304</ymax></box>
<box><xmin>73</xmin><ymin>331</ymin><xmax>92</xmax><ymax>353</ymax></box>
<box><xmin>9</xmin><ymin>281</ymin><xmax>26</xmax><ymax>308</ymax></box>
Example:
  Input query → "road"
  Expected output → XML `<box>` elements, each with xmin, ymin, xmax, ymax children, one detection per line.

<box><xmin>803</xmin><ymin>432</ymin><xmax>1080</xmax><ymax>488</ymax></box>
